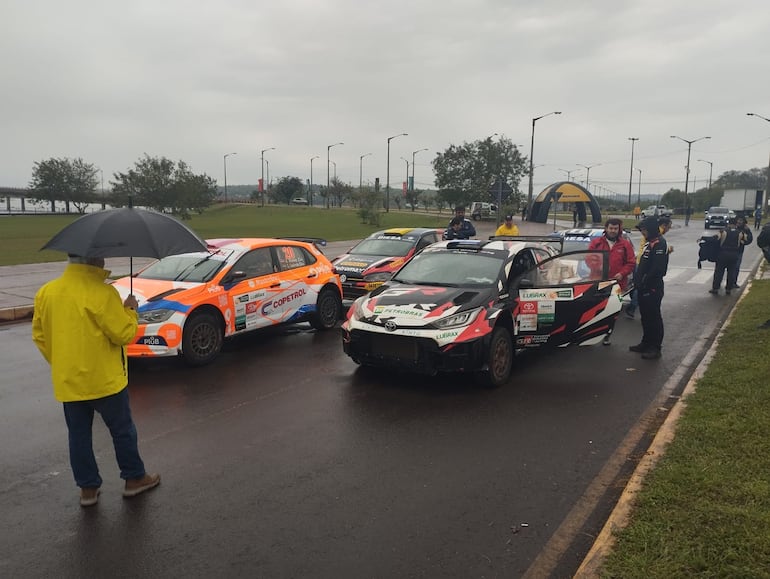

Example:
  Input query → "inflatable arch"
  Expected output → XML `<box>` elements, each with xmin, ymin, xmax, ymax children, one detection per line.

<box><xmin>529</xmin><ymin>181</ymin><xmax>602</xmax><ymax>225</ymax></box>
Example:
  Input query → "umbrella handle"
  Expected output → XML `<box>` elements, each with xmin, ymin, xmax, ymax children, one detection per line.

<box><xmin>130</xmin><ymin>256</ymin><xmax>133</xmax><ymax>295</ymax></box>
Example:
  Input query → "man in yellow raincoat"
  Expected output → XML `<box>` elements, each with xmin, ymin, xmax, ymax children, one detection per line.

<box><xmin>32</xmin><ymin>255</ymin><xmax>160</xmax><ymax>507</ymax></box>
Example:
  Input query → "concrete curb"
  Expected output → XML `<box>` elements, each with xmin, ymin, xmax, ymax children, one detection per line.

<box><xmin>0</xmin><ymin>305</ymin><xmax>34</xmax><ymax>325</ymax></box>
<box><xmin>573</xmin><ymin>261</ymin><xmax>763</xmax><ymax>577</ymax></box>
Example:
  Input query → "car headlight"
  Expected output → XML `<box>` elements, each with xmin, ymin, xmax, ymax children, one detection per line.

<box><xmin>138</xmin><ymin>308</ymin><xmax>175</xmax><ymax>324</ymax></box>
<box><xmin>433</xmin><ymin>308</ymin><xmax>481</xmax><ymax>329</ymax></box>
<box><xmin>363</xmin><ymin>271</ymin><xmax>393</xmax><ymax>283</ymax></box>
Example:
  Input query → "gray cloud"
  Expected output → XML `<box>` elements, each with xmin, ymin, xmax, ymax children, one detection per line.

<box><xmin>1</xmin><ymin>0</ymin><xmax>768</xmax><ymax>196</ymax></box>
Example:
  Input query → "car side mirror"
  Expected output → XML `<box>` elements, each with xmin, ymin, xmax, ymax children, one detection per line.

<box><xmin>223</xmin><ymin>270</ymin><xmax>247</xmax><ymax>284</ymax></box>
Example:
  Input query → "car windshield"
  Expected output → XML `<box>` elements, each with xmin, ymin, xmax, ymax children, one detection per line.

<box><xmin>393</xmin><ymin>251</ymin><xmax>502</xmax><ymax>286</ymax></box>
<box><xmin>710</xmin><ymin>208</ymin><xmax>728</xmax><ymax>214</ymax></box>
<box><xmin>350</xmin><ymin>237</ymin><xmax>414</xmax><ymax>257</ymax></box>
<box><xmin>137</xmin><ymin>251</ymin><xmax>230</xmax><ymax>282</ymax></box>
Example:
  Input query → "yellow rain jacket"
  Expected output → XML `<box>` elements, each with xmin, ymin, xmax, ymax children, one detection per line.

<box><xmin>32</xmin><ymin>264</ymin><xmax>138</xmax><ymax>402</ymax></box>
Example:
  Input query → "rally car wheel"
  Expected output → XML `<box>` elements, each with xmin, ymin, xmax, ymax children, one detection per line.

<box><xmin>479</xmin><ymin>327</ymin><xmax>513</xmax><ymax>388</ymax></box>
<box><xmin>181</xmin><ymin>311</ymin><xmax>224</xmax><ymax>366</ymax></box>
<box><xmin>310</xmin><ymin>287</ymin><xmax>342</xmax><ymax>330</ymax></box>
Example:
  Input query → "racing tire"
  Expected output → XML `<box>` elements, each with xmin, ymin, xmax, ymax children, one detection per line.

<box><xmin>478</xmin><ymin>327</ymin><xmax>513</xmax><ymax>388</ymax></box>
<box><xmin>310</xmin><ymin>288</ymin><xmax>342</xmax><ymax>331</ymax></box>
<box><xmin>181</xmin><ymin>311</ymin><xmax>224</xmax><ymax>366</ymax></box>
<box><xmin>705</xmin><ymin>223</ymin><xmax>710</xmax><ymax>229</ymax></box>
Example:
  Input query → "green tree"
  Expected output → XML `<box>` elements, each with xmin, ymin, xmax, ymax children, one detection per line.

<box><xmin>29</xmin><ymin>157</ymin><xmax>99</xmax><ymax>213</ymax></box>
<box><xmin>272</xmin><ymin>176</ymin><xmax>305</xmax><ymax>204</ymax></box>
<box><xmin>329</xmin><ymin>177</ymin><xmax>352</xmax><ymax>208</ymax></box>
<box><xmin>404</xmin><ymin>188</ymin><xmax>422</xmax><ymax>211</ymax></box>
<box><xmin>111</xmin><ymin>155</ymin><xmax>217</xmax><ymax>219</ymax></box>
<box><xmin>432</xmin><ymin>136</ymin><xmax>527</xmax><ymax>208</ymax></box>
<box><xmin>713</xmin><ymin>168</ymin><xmax>766</xmax><ymax>190</ymax></box>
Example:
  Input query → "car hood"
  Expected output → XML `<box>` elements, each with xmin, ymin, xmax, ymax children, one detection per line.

<box><xmin>333</xmin><ymin>253</ymin><xmax>405</xmax><ymax>275</ymax></box>
<box><xmin>112</xmin><ymin>277</ymin><xmax>206</xmax><ymax>309</ymax></box>
<box><xmin>355</xmin><ymin>283</ymin><xmax>492</xmax><ymax>325</ymax></box>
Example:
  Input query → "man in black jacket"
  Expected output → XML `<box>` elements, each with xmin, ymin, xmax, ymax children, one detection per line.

<box><xmin>629</xmin><ymin>217</ymin><xmax>669</xmax><ymax>360</ymax></box>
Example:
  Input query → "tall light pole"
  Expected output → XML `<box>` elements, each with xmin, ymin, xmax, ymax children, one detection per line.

<box><xmin>637</xmin><ymin>168</ymin><xmax>642</xmax><ymax>206</ymax></box>
<box><xmin>260</xmin><ymin>147</ymin><xmax>275</xmax><ymax>208</ymax></box>
<box><xmin>411</xmin><ymin>148</ymin><xmax>428</xmax><ymax>192</ymax></box>
<box><xmin>99</xmin><ymin>168</ymin><xmax>105</xmax><ymax>210</ymax></box>
<box><xmin>327</xmin><ymin>142</ymin><xmax>343</xmax><ymax>209</ymax></box>
<box><xmin>747</xmin><ymin>113</ymin><xmax>770</xmax><ymax>213</ymax></box>
<box><xmin>310</xmin><ymin>155</ymin><xmax>319</xmax><ymax>206</ymax></box>
<box><xmin>265</xmin><ymin>159</ymin><xmax>270</xmax><ymax>199</ymax></box>
<box><xmin>386</xmin><ymin>132</ymin><xmax>408</xmax><ymax>212</ymax></box>
<box><xmin>577</xmin><ymin>163</ymin><xmax>601</xmax><ymax>191</ymax></box>
<box><xmin>223</xmin><ymin>152</ymin><xmax>236</xmax><ymax>204</ymax></box>
<box><xmin>558</xmin><ymin>168</ymin><xmax>579</xmax><ymax>182</ymax></box>
<box><xmin>359</xmin><ymin>153</ymin><xmax>372</xmax><ymax>193</ymax></box>
<box><xmin>671</xmin><ymin>135</ymin><xmax>711</xmax><ymax>226</ymax></box>
<box><xmin>527</xmin><ymin>111</ymin><xmax>561</xmax><ymax>220</ymax></box>
<box><xmin>330</xmin><ymin>160</ymin><xmax>336</xmax><ymax>180</ymax></box>
<box><xmin>400</xmin><ymin>157</ymin><xmax>410</xmax><ymax>202</ymax></box>
<box><xmin>627</xmin><ymin>137</ymin><xmax>639</xmax><ymax>210</ymax></box>
<box><xmin>698</xmin><ymin>158</ymin><xmax>713</xmax><ymax>195</ymax></box>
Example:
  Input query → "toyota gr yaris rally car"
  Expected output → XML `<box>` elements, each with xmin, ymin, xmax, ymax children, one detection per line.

<box><xmin>342</xmin><ymin>237</ymin><xmax>621</xmax><ymax>387</ymax></box>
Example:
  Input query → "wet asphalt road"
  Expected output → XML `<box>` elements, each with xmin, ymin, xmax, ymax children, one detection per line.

<box><xmin>0</xmin><ymin>224</ymin><xmax>761</xmax><ymax>578</ymax></box>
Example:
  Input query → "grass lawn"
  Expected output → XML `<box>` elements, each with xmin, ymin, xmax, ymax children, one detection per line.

<box><xmin>601</xmin><ymin>275</ymin><xmax>770</xmax><ymax>577</ymax></box>
<box><xmin>0</xmin><ymin>203</ymin><xmax>450</xmax><ymax>266</ymax></box>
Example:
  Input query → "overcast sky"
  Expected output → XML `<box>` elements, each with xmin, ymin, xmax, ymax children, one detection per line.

<box><xmin>2</xmin><ymin>0</ymin><xmax>769</xmax><ymax>201</ymax></box>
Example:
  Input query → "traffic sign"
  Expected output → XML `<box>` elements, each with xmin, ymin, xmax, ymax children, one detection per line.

<box><xmin>489</xmin><ymin>179</ymin><xmax>513</xmax><ymax>200</ymax></box>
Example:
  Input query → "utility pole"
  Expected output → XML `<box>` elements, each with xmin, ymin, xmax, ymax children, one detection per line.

<box><xmin>627</xmin><ymin>137</ymin><xmax>639</xmax><ymax>211</ymax></box>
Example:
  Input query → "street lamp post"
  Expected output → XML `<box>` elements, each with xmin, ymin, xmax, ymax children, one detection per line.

<box><xmin>627</xmin><ymin>137</ymin><xmax>639</xmax><ymax>210</ymax></box>
<box><xmin>637</xmin><ymin>168</ymin><xmax>642</xmax><ymax>206</ymax></box>
<box><xmin>359</xmin><ymin>153</ymin><xmax>372</xmax><ymax>193</ymax></box>
<box><xmin>260</xmin><ymin>147</ymin><xmax>275</xmax><ymax>207</ymax></box>
<box><xmin>99</xmin><ymin>168</ymin><xmax>105</xmax><ymax>210</ymax></box>
<box><xmin>386</xmin><ymin>133</ymin><xmax>408</xmax><ymax>212</ymax></box>
<box><xmin>747</xmin><ymin>113</ymin><xmax>770</xmax><ymax>213</ymax></box>
<box><xmin>527</xmin><ymin>111</ymin><xmax>561</xmax><ymax>220</ymax></box>
<box><xmin>576</xmin><ymin>163</ymin><xmax>601</xmax><ymax>191</ymax></box>
<box><xmin>558</xmin><ymin>168</ymin><xmax>579</xmax><ymax>182</ymax></box>
<box><xmin>671</xmin><ymin>135</ymin><xmax>711</xmax><ymax>226</ymax></box>
<box><xmin>698</xmin><ymin>158</ymin><xmax>713</xmax><ymax>194</ymax></box>
<box><xmin>310</xmin><ymin>155</ymin><xmax>319</xmax><ymax>206</ymax></box>
<box><xmin>411</xmin><ymin>148</ymin><xmax>428</xmax><ymax>192</ymax></box>
<box><xmin>265</xmin><ymin>159</ymin><xmax>270</xmax><ymax>200</ymax></box>
<box><xmin>223</xmin><ymin>152</ymin><xmax>236</xmax><ymax>204</ymax></box>
<box><xmin>327</xmin><ymin>142</ymin><xmax>343</xmax><ymax>209</ymax></box>
<box><xmin>400</xmin><ymin>157</ymin><xmax>410</xmax><ymax>203</ymax></box>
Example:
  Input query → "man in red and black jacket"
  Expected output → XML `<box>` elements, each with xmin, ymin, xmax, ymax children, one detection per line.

<box><xmin>630</xmin><ymin>217</ymin><xmax>669</xmax><ymax>359</ymax></box>
<box><xmin>587</xmin><ymin>218</ymin><xmax>636</xmax><ymax>345</ymax></box>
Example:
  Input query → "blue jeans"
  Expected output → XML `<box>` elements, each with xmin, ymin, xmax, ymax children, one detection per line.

<box><xmin>63</xmin><ymin>387</ymin><xmax>146</xmax><ymax>488</ymax></box>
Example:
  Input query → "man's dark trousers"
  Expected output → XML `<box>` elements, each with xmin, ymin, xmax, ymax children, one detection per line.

<box><xmin>638</xmin><ymin>282</ymin><xmax>664</xmax><ymax>352</ymax></box>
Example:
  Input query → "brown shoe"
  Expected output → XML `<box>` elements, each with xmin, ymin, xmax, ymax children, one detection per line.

<box><xmin>123</xmin><ymin>473</ymin><xmax>161</xmax><ymax>498</ymax></box>
<box><xmin>80</xmin><ymin>487</ymin><xmax>101</xmax><ymax>507</ymax></box>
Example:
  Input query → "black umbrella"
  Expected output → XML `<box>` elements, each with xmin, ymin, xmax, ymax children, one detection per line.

<box><xmin>42</xmin><ymin>207</ymin><xmax>209</xmax><ymax>292</ymax></box>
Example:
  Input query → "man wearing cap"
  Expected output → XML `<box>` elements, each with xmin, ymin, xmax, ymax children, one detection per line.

<box><xmin>494</xmin><ymin>214</ymin><xmax>520</xmax><ymax>236</ymax></box>
<box><xmin>629</xmin><ymin>216</ymin><xmax>669</xmax><ymax>359</ymax></box>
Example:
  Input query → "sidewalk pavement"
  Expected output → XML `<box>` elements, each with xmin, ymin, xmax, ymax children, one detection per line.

<box><xmin>0</xmin><ymin>217</ymin><xmax>570</xmax><ymax>325</ymax></box>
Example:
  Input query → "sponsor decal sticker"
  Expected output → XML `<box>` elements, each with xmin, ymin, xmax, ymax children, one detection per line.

<box><xmin>519</xmin><ymin>314</ymin><xmax>538</xmax><ymax>331</ymax></box>
<box><xmin>520</xmin><ymin>288</ymin><xmax>573</xmax><ymax>301</ymax></box>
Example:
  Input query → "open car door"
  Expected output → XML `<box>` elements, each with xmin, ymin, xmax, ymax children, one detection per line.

<box><xmin>511</xmin><ymin>250</ymin><xmax>622</xmax><ymax>349</ymax></box>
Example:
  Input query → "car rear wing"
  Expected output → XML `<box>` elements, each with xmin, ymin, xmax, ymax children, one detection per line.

<box><xmin>488</xmin><ymin>234</ymin><xmax>564</xmax><ymax>251</ymax></box>
<box><xmin>279</xmin><ymin>237</ymin><xmax>328</xmax><ymax>249</ymax></box>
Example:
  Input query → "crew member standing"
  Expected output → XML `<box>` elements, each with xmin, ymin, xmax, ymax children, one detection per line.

<box><xmin>586</xmin><ymin>218</ymin><xmax>636</xmax><ymax>345</ymax></box>
<box><xmin>629</xmin><ymin>217</ymin><xmax>668</xmax><ymax>360</ymax></box>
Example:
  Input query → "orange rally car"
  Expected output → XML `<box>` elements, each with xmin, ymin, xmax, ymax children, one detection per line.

<box><xmin>112</xmin><ymin>237</ymin><xmax>342</xmax><ymax>366</ymax></box>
